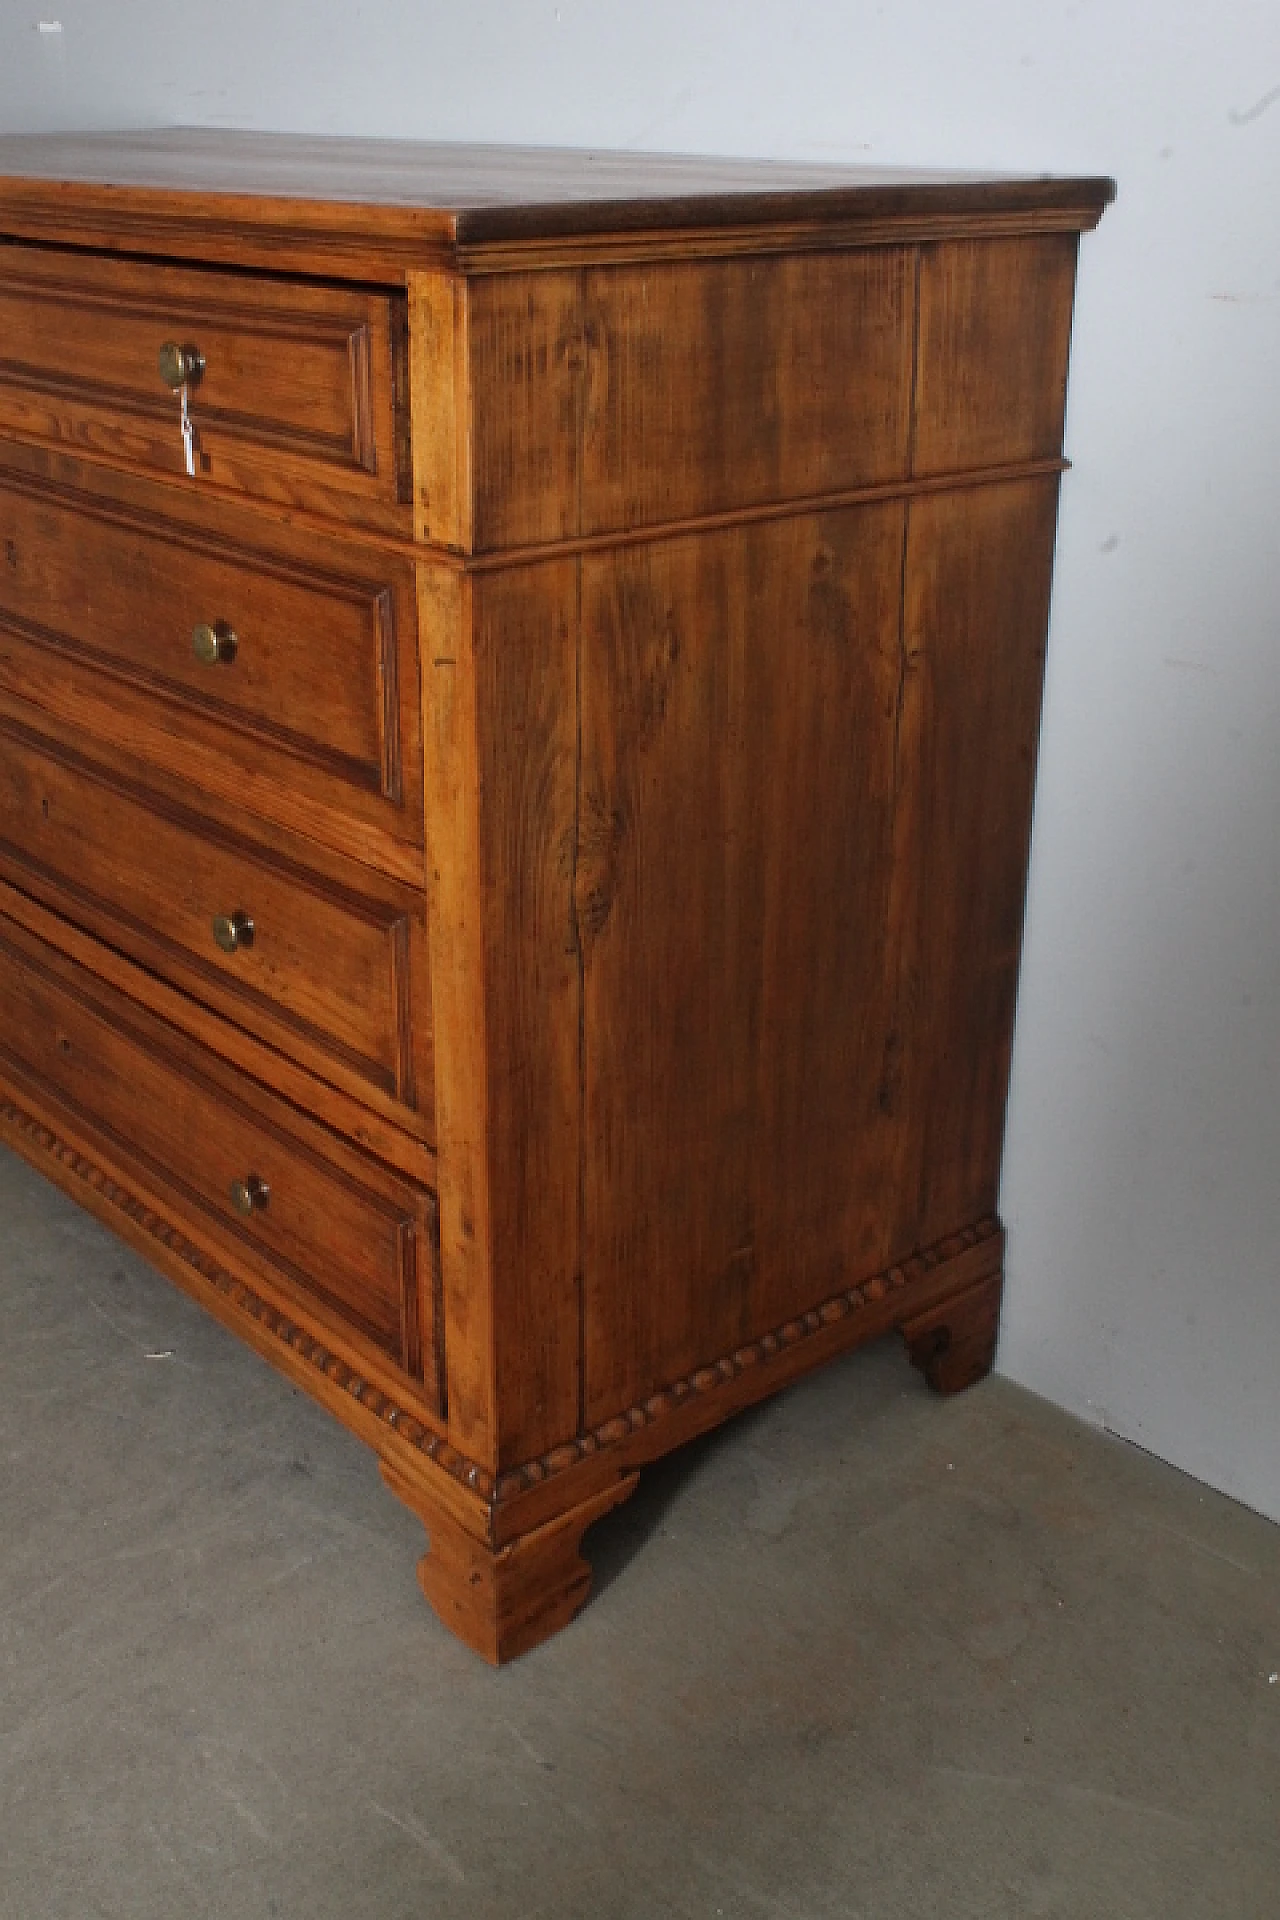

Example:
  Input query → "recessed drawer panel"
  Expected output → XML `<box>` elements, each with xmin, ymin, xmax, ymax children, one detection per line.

<box><xmin>0</xmin><ymin>246</ymin><xmax>407</xmax><ymax>526</ymax></box>
<box><xmin>0</xmin><ymin>914</ymin><xmax>439</xmax><ymax>1385</ymax></box>
<box><xmin>0</xmin><ymin>719</ymin><xmax>431</xmax><ymax>1124</ymax></box>
<box><xmin>0</xmin><ymin>472</ymin><xmax>423</xmax><ymax>856</ymax></box>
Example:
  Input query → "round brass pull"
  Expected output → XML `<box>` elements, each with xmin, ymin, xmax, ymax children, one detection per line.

<box><xmin>230</xmin><ymin>1174</ymin><xmax>270</xmax><ymax>1216</ymax></box>
<box><xmin>158</xmin><ymin>341</ymin><xmax>205</xmax><ymax>390</ymax></box>
<box><xmin>192</xmin><ymin>620</ymin><xmax>237</xmax><ymax>666</ymax></box>
<box><xmin>212</xmin><ymin>910</ymin><xmax>255</xmax><ymax>954</ymax></box>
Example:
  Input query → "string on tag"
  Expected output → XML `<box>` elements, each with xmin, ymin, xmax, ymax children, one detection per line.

<box><xmin>179</xmin><ymin>382</ymin><xmax>197</xmax><ymax>478</ymax></box>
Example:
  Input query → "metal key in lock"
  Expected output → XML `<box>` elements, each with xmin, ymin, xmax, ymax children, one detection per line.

<box><xmin>179</xmin><ymin>383</ymin><xmax>196</xmax><ymax>477</ymax></box>
<box><xmin>158</xmin><ymin>341</ymin><xmax>205</xmax><ymax>477</ymax></box>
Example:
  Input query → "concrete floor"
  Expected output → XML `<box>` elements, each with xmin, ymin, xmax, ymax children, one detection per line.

<box><xmin>2</xmin><ymin>1143</ymin><xmax>1278</xmax><ymax>1920</ymax></box>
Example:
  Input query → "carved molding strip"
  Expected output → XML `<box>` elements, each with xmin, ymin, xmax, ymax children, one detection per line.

<box><xmin>0</xmin><ymin>1088</ymin><xmax>1000</xmax><ymax>1514</ymax></box>
<box><xmin>491</xmin><ymin>1215</ymin><xmax>1003</xmax><ymax>1501</ymax></box>
<box><xmin>463</xmin><ymin>458</ymin><xmax>1070</xmax><ymax>574</ymax></box>
<box><xmin>455</xmin><ymin>206</ymin><xmax>1106</xmax><ymax>275</ymax></box>
<box><xmin>0</xmin><ymin>1092</ymin><xmax>485</xmax><ymax>1490</ymax></box>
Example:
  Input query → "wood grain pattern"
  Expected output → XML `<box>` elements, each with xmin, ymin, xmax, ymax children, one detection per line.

<box><xmin>575</xmin><ymin>481</ymin><xmax>1062</xmax><ymax>1420</ymax></box>
<box><xmin>418</xmin><ymin>563</ymin><xmax>498</xmax><ymax>1463</ymax></box>
<box><xmin>451</xmin><ymin>211</ymin><xmax>1099</xmax><ymax>279</ymax></box>
<box><xmin>419</xmin><ymin>556</ymin><xmax>589</xmax><ymax>1470</ymax></box>
<box><xmin>887</xmin><ymin>476</ymin><xmax>1062</xmax><ymax>1248</ymax></box>
<box><xmin>0</xmin><ymin>715</ymin><xmax>432</xmax><ymax>1122</ymax></box>
<box><xmin>407</xmin><ymin>269</ymin><xmax>470</xmax><ymax>550</ymax></box>
<box><xmin>0</xmin><ymin>1046</ymin><xmax>1001</xmax><ymax>1536</ymax></box>
<box><xmin>0</xmin><ymin>130</ymin><xmax>1115</xmax><ymax>215</ymax></box>
<box><xmin>0</xmin><ymin>135</ymin><xmax>1110</xmax><ymax>1658</ymax></box>
<box><xmin>0</xmin><ymin>468</ymin><xmax>425</xmax><ymax>851</ymax></box>
<box><xmin>0</xmin><ymin>1082</ymin><xmax>451</xmax><ymax>1441</ymax></box>
<box><xmin>489</xmin><ymin>1220</ymin><xmax>1004</xmax><ymax>1545</ymax></box>
<box><xmin>901</xmin><ymin>1270</ymin><xmax>1003</xmax><ymax>1394</ymax></box>
<box><xmin>913</xmin><ymin>235</ymin><xmax>1079</xmax><ymax>475</ymax></box>
<box><xmin>0</xmin><ymin>244</ymin><xmax>407</xmax><ymax>530</ymax></box>
<box><xmin>579</xmin><ymin>507</ymin><xmax>915</xmax><ymax>1417</ymax></box>
<box><xmin>472</xmin><ymin>563</ymin><xmax>583</xmax><ymax>1466</ymax></box>
<box><xmin>0</xmin><ymin>131</ymin><xmax>1114</xmax><ymax>276</ymax></box>
<box><xmin>463</xmin><ymin>251</ymin><xmax>914</xmax><ymax>550</ymax></box>
<box><xmin>0</xmin><ymin>873</ymin><xmax>437</xmax><ymax>1181</ymax></box>
<box><xmin>384</xmin><ymin>1456</ymin><xmax>638</xmax><ymax>1664</ymax></box>
<box><xmin>0</xmin><ymin>912</ymin><xmax>440</xmax><ymax>1388</ymax></box>
<box><xmin>466</xmin><ymin>272</ymin><xmax>584</xmax><ymax>552</ymax></box>
<box><xmin>578</xmin><ymin>249</ymin><xmax>915</xmax><ymax>535</ymax></box>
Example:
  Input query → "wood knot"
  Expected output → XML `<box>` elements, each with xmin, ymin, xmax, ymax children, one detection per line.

<box><xmin>572</xmin><ymin>790</ymin><xmax>626</xmax><ymax>961</ymax></box>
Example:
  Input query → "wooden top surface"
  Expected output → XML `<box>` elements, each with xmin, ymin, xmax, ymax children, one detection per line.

<box><xmin>0</xmin><ymin>130</ymin><xmax>1115</xmax><ymax>251</ymax></box>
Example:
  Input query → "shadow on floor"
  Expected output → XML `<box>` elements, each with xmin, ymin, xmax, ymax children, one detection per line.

<box><xmin>584</xmin><ymin>1398</ymin><xmax>775</xmax><ymax>1598</ymax></box>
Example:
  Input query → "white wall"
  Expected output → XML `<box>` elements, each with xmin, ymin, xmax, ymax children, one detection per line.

<box><xmin>2</xmin><ymin>1</ymin><xmax>1278</xmax><ymax>1520</ymax></box>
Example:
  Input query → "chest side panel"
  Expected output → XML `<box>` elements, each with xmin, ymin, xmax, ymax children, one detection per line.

<box><xmin>418</xmin><ymin>226</ymin><xmax>1086</xmax><ymax>1462</ymax></box>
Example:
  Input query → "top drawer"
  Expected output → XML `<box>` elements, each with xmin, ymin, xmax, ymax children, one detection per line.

<box><xmin>0</xmin><ymin>246</ymin><xmax>408</xmax><ymax>529</ymax></box>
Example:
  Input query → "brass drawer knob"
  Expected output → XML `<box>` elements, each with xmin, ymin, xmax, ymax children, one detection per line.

<box><xmin>212</xmin><ymin>910</ymin><xmax>255</xmax><ymax>954</ymax></box>
<box><xmin>158</xmin><ymin>341</ymin><xmax>205</xmax><ymax>390</ymax></box>
<box><xmin>230</xmin><ymin>1174</ymin><xmax>270</xmax><ymax>1216</ymax></box>
<box><xmin>192</xmin><ymin>620</ymin><xmax>238</xmax><ymax>665</ymax></box>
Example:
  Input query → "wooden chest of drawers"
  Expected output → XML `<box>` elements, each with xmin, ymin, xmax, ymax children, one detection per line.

<box><xmin>0</xmin><ymin>131</ymin><xmax>1111</xmax><ymax>1661</ymax></box>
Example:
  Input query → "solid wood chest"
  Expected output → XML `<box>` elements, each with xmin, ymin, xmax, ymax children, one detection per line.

<box><xmin>0</xmin><ymin>131</ymin><xmax>1111</xmax><ymax>1659</ymax></box>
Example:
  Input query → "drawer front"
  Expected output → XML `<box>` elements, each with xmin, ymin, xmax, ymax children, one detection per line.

<box><xmin>0</xmin><ymin>720</ymin><xmax>430</xmax><ymax>1119</ymax></box>
<box><xmin>0</xmin><ymin>915</ymin><xmax>439</xmax><ymax>1383</ymax></box>
<box><xmin>0</xmin><ymin>246</ymin><xmax>407</xmax><ymax>524</ymax></box>
<box><xmin>0</xmin><ymin>472</ymin><xmax>423</xmax><ymax>855</ymax></box>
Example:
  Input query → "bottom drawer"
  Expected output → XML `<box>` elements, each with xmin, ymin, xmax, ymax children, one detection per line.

<box><xmin>0</xmin><ymin>914</ymin><xmax>441</xmax><ymax>1400</ymax></box>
